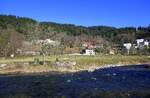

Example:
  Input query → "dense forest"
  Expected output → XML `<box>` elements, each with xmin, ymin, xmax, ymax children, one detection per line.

<box><xmin>0</xmin><ymin>15</ymin><xmax>150</xmax><ymax>56</ymax></box>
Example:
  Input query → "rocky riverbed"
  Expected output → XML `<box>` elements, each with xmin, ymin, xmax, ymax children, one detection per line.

<box><xmin>0</xmin><ymin>64</ymin><xmax>150</xmax><ymax>98</ymax></box>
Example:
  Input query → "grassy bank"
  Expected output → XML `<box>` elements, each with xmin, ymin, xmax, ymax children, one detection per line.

<box><xmin>0</xmin><ymin>55</ymin><xmax>150</xmax><ymax>74</ymax></box>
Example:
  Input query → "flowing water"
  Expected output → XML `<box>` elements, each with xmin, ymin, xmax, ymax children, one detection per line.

<box><xmin>0</xmin><ymin>64</ymin><xmax>150</xmax><ymax>98</ymax></box>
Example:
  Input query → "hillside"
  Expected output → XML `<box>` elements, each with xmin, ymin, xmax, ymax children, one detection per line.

<box><xmin>1</xmin><ymin>15</ymin><xmax>150</xmax><ymax>41</ymax></box>
<box><xmin>0</xmin><ymin>15</ymin><xmax>150</xmax><ymax>56</ymax></box>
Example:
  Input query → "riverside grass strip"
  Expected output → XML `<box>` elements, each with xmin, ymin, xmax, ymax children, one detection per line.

<box><xmin>0</xmin><ymin>55</ymin><xmax>149</xmax><ymax>74</ymax></box>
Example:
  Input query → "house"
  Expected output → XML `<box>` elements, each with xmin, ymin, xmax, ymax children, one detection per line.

<box><xmin>144</xmin><ymin>40</ymin><xmax>149</xmax><ymax>46</ymax></box>
<box><xmin>82</xmin><ymin>43</ymin><xmax>88</xmax><ymax>47</ymax></box>
<box><xmin>136</xmin><ymin>39</ymin><xmax>149</xmax><ymax>46</ymax></box>
<box><xmin>135</xmin><ymin>39</ymin><xmax>149</xmax><ymax>48</ymax></box>
<box><xmin>37</xmin><ymin>39</ymin><xmax>60</xmax><ymax>46</ymax></box>
<box><xmin>81</xmin><ymin>42</ymin><xmax>96</xmax><ymax>55</ymax></box>
<box><xmin>123</xmin><ymin>43</ymin><xmax>132</xmax><ymax>54</ymax></box>
<box><xmin>82</xmin><ymin>42</ymin><xmax>96</xmax><ymax>49</ymax></box>
<box><xmin>83</xmin><ymin>49</ymin><xmax>95</xmax><ymax>55</ymax></box>
<box><xmin>136</xmin><ymin>39</ymin><xmax>144</xmax><ymax>46</ymax></box>
<box><xmin>123</xmin><ymin>43</ymin><xmax>132</xmax><ymax>50</ymax></box>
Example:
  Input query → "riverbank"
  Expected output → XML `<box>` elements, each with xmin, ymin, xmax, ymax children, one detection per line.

<box><xmin>0</xmin><ymin>55</ymin><xmax>150</xmax><ymax>74</ymax></box>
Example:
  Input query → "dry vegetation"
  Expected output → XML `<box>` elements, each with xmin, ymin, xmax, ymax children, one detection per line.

<box><xmin>0</xmin><ymin>55</ymin><xmax>150</xmax><ymax>74</ymax></box>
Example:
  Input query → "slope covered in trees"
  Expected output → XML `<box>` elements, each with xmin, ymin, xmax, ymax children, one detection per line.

<box><xmin>0</xmin><ymin>15</ymin><xmax>150</xmax><ymax>42</ymax></box>
<box><xmin>0</xmin><ymin>15</ymin><xmax>150</xmax><ymax>56</ymax></box>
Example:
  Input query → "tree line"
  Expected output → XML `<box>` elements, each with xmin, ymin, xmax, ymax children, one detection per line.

<box><xmin>0</xmin><ymin>15</ymin><xmax>150</xmax><ymax>56</ymax></box>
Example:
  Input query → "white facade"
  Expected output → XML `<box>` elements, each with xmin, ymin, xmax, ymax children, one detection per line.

<box><xmin>123</xmin><ymin>43</ymin><xmax>132</xmax><ymax>50</ymax></box>
<box><xmin>144</xmin><ymin>41</ymin><xmax>149</xmax><ymax>46</ymax></box>
<box><xmin>136</xmin><ymin>39</ymin><xmax>144</xmax><ymax>45</ymax></box>
<box><xmin>84</xmin><ymin>49</ymin><xmax>95</xmax><ymax>55</ymax></box>
<box><xmin>135</xmin><ymin>39</ymin><xmax>149</xmax><ymax>47</ymax></box>
<box><xmin>37</xmin><ymin>39</ymin><xmax>60</xmax><ymax>46</ymax></box>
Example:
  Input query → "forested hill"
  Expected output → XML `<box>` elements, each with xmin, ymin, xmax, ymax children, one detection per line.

<box><xmin>0</xmin><ymin>15</ymin><xmax>150</xmax><ymax>45</ymax></box>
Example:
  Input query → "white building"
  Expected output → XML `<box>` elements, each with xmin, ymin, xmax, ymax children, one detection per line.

<box><xmin>144</xmin><ymin>40</ymin><xmax>149</xmax><ymax>46</ymax></box>
<box><xmin>123</xmin><ymin>43</ymin><xmax>132</xmax><ymax>54</ymax></box>
<box><xmin>84</xmin><ymin>49</ymin><xmax>95</xmax><ymax>55</ymax></box>
<box><xmin>123</xmin><ymin>43</ymin><xmax>132</xmax><ymax>50</ymax></box>
<box><xmin>37</xmin><ymin>39</ymin><xmax>60</xmax><ymax>46</ymax></box>
<box><xmin>136</xmin><ymin>39</ymin><xmax>144</xmax><ymax>45</ymax></box>
<box><xmin>136</xmin><ymin>39</ymin><xmax>149</xmax><ymax>47</ymax></box>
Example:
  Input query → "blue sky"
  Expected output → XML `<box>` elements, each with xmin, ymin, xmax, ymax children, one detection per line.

<box><xmin>0</xmin><ymin>0</ymin><xmax>150</xmax><ymax>27</ymax></box>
